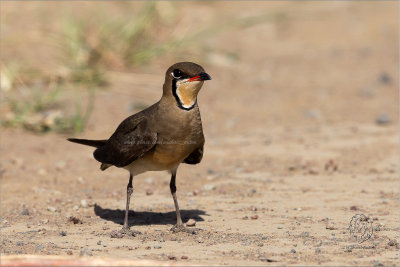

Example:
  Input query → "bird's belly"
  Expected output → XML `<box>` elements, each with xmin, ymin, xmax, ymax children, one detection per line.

<box><xmin>150</xmin><ymin>143</ymin><xmax>195</xmax><ymax>167</ymax></box>
<box><xmin>124</xmin><ymin>143</ymin><xmax>196</xmax><ymax>175</ymax></box>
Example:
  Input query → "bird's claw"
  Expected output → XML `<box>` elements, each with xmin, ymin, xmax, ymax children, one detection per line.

<box><xmin>118</xmin><ymin>227</ymin><xmax>141</xmax><ymax>237</ymax></box>
<box><xmin>170</xmin><ymin>224</ymin><xmax>197</xmax><ymax>234</ymax></box>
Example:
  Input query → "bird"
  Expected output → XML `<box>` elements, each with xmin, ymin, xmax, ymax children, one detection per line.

<box><xmin>68</xmin><ymin>62</ymin><xmax>211</xmax><ymax>235</ymax></box>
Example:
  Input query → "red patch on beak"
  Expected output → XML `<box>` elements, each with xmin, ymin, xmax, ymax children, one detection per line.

<box><xmin>187</xmin><ymin>76</ymin><xmax>201</xmax><ymax>82</ymax></box>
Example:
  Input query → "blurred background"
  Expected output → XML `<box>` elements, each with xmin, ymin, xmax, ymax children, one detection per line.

<box><xmin>1</xmin><ymin>1</ymin><xmax>397</xmax><ymax>135</ymax></box>
<box><xmin>1</xmin><ymin>2</ymin><xmax>399</xmax><ymax>265</ymax></box>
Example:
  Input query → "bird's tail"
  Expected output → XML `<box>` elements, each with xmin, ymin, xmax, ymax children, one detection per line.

<box><xmin>67</xmin><ymin>138</ymin><xmax>107</xmax><ymax>148</ymax></box>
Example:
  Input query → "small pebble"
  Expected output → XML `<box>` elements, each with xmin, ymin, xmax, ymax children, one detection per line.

<box><xmin>168</xmin><ymin>255</ymin><xmax>177</xmax><ymax>260</ymax></box>
<box><xmin>47</xmin><ymin>206</ymin><xmax>57</xmax><ymax>212</ymax></box>
<box><xmin>315</xmin><ymin>248</ymin><xmax>321</xmax><ymax>253</ymax></box>
<box><xmin>251</xmin><ymin>214</ymin><xmax>259</xmax><ymax>220</ymax></box>
<box><xmin>20</xmin><ymin>208</ymin><xmax>30</xmax><ymax>216</ymax></box>
<box><xmin>80</xmin><ymin>199</ymin><xmax>88</xmax><ymax>208</ymax></box>
<box><xmin>258</xmin><ymin>243</ymin><xmax>263</xmax><ymax>247</ymax></box>
<box><xmin>110</xmin><ymin>230</ymin><xmax>123</xmax><ymax>238</ymax></box>
<box><xmin>290</xmin><ymin>249</ymin><xmax>296</xmax><ymax>253</ymax></box>
<box><xmin>154</xmin><ymin>244</ymin><xmax>162</xmax><ymax>249</ymax></box>
<box><xmin>35</xmin><ymin>244</ymin><xmax>44</xmax><ymax>252</ymax></box>
<box><xmin>146</xmin><ymin>189</ymin><xmax>153</xmax><ymax>196</ymax></box>
<box><xmin>186</xmin><ymin>218</ymin><xmax>196</xmax><ymax>227</ymax></box>
<box><xmin>379</xmin><ymin>72</ymin><xmax>392</xmax><ymax>84</ymax></box>
<box><xmin>375</xmin><ymin>261</ymin><xmax>384</xmax><ymax>267</ymax></box>
<box><xmin>202</xmin><ymin>184</ymin><xmax>216</xmax><ymax>191</ymax></box>
<box><xmin>376</xmin><ymin>114</ymin><xmax>391</xmax><ymax>125</ymax></box>
<box><xmin>181</xmin><ymin>255</ymin><xmax>188</xmax><ymax>260</ymax></box>
<box><xmin>68</xmin><ymin>216</ymin><xmax>83</xmax><ymax>224</ymax></box>
<box><xmin>388</xmin><ymin>239</ymin><xmax>399</xmax><ymax>247</ymax></box>
<box><xmin>73</xmin><ymin>205</ymin><xmax>79</xmax><ymax>211</ymax></box>
<box><xmin>59</xmin><ymin>231</ymin><xmax>67</xmax><ymax>236</ymax></box>
<box><xmin>67</xmin><ymin>250</ymin><xmax>73</xmax><ymax>255</ymax></box>
<box><xmin>350</xmin><ymin>205</ymin><xmax>359</xmax><ymax>211</ymax></box>
<box><xmin>97</xmin><ymin>241</ymin><xmax>102</xmax><ymax>245</ymax></box>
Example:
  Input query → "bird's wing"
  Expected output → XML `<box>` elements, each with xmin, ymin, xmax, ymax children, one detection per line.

<box><xmin>183</xmin><ymin>141</ymin><xmax>204</xmax><ymax>165</ymax></box>
<box><xmin>93</xmin><ymin>114</ymin><xmax>157</xmax><ymax>167</ymax></box>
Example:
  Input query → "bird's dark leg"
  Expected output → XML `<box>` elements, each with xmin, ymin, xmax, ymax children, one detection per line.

<box><xmin>120</xmin><ymin>173</ymin><xmax>141</xmax><ymax>236</ymax></box>
<box><xmin>170</xmin><ymin>169</ymin><xmax>196</xmax><ymax>234</ymax></box>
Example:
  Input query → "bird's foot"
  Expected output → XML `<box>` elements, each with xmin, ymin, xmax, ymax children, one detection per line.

<box><xmin>170</xmin><ymin>224</ymin><xmax>197</xmax><ymax>234</ymax></box>
<box><xmin>111</xmin><ymin>227</ymin><xmax>141</xmax><ymax>238</ymax></box>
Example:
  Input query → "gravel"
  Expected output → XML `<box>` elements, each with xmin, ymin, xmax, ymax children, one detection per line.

<box><xmin>80</xmin><ymin>248</ymin><xmax>93</xmax><ymax>256</ymax></box>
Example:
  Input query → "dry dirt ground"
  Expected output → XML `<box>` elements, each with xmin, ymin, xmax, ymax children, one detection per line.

<box><xmin>1</xmin><ymin>2</ymin><xmax>399</xmax><ymax>266</ymax></box>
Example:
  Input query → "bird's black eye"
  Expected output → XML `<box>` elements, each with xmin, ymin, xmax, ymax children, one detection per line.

<box><xmin>172</xmin><ymin>69</ymin><xmax>182</xmax><ymax>79</ymax></box>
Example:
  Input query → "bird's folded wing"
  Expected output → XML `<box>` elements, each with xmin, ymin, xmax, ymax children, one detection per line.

<box><xmin>183</xmin><ymin>142</ymin><xmax>204</xmax><ymax>165</ymax></box>
<box><xmin>94</xmin><ymin>115</ymin><xmax>157</xmax><ymax>167</ymax></box>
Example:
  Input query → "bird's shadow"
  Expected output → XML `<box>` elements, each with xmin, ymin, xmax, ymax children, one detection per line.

<box><xmin>94</xmin><ymin>204</ymin><xmax>207</xmax><ymax>226</ymax></box>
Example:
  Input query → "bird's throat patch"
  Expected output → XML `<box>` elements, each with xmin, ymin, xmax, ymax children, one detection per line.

<box><xmin>172</xmin><ymin>80</ymin><xmax>203</xmax><ymax>110</ymax></box>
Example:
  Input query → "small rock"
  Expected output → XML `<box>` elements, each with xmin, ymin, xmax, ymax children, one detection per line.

<box><xmin>388</xmin><ymin>239</ymin><xmax>399</xmax><ymax>248</ymax></box>
<box><xmin>80</xmin><ymin>248</ymin><xmax>93</xmax><ymax>256</ymax></box>
<box><xmin>326</xmin><ymin>224</ymin><xmax>336</xmax><ymax>230</ymax></box>
<box><xmin>68</xmin><ymin>216</ymin><xmax>83</xmax><ymax>224</ymax></box>
<box><xmin>374</xmin><ymin>261</ymin><xmax>384</xmax><ymax>267</ymax></box>
<box><xmin>350</xmin><ymin>205</ymin><xmax>358</xmax><ymax>211</ymax></box>
<box><xmin>80</xmin><ymin>199</ymin><xmax>88</xmax><ymax>208</ymax></box>
<box><xmin>97</xmin><ymin>241</ymin><xmax>102</xmax><ymax>245</ymax></box>
<box><xmin>73</xmin><ymin>205</ymin><xmax>79</xmax><ymax>211</ymax></box>
<box><xmin>145</xmin><ymin>246</ymin><xmax>151</xmax><ymax>250</ymax></box>
<box><xmin>260</xmin><ymin>257</ymin><xmax>277</xmax><ymax>262</ymax></box>
<box><xmin>67</xmin><ymin>250</ymin><xmax>73</xmax><ymax>255</ymax></box>
<box><xmin>290</xmin><ymin>248</ymin><xmax>296</xmax><ymax>253</ymax></box>
<box><xmin>16</xmin><ymin>241</ymin><xmax>24</xmax><ymax>246</ymax></box>
<box><xmin>154</xmin><ymin>244</ymin><xmax>162</xmax><ymax>249</ymax></box>
<box><xmin>193</xmin><ymin>189</ymin><xmax>201</xmax><ymax>196</ymax></box>
<box><xmin>300</xmin><ymin>232</ymin><xmax>310</xmax><ymax>238</ymax></box>
<box><xmin>376</xmin><ymin>114</ymin><xmax>391</xmax><ymax>125</ymax></box>
<box><xmin>251</xmin><ymin>214</ymin><xmax>259</xmax><ymax>220</ymax></box>
<box><xmin>315</xmin><ymin>248</ymin><xmax>321</xmax><ymax>253</ymax></box>
<box><xmin>186</xmin><ymin>218</ymin><xmax>196</xmax><ymax>227</ymax></box>
<box><xmin>202</xmin><ymin>184</ymin><xmax>216</xmax><ymax>191</ymax></box>
<box><xmin>168</xmin><ymin>255</ymin><xmax>177</xmax><ymax>260</ymax></box>
<box><xmin>20</xmin><ymin>208</ymin><xmax>30</xmax><ymax>216</ymax></box>
<box><xmin>379</xmin><ymin>72</ymin><xmax>392</xmax><ymax>84</ymax></box>
<box><xmin>242</xmin><ymin>216</ymin><xmax>249</xmax><ymax>220</ymax></box>
<box><xmin>160</xmin><ymin>238</ymin><xmax>165</xmax><ymax>242</ymax></box>
<box><xmin>110</xmin><ymin>230</ymin><xmax>123</xmax><ymax>238</ymax></box>
<box><xmin>181</xmin><ymin>255</ymin><xmax>188</xmax><ymax>260</ymax></box>
<box><xmin>35</xmin><ymin>244</ymin><xmax>45</xmax><ymax>252</ymax></box>
<box><xmin>77</xmin><ymin>176</ymin><xmax>85</xmax><ymax>184</ymax></box>
<box><xmin>59</xmin><ymin>231</ymin><xmax>67</xmax><ymax>236</ymax></box>
<box><xmin>146</xmin><ymin>189</ymin><xmax>153</xmax><ymax>196</ymax></box>
<box><xmin>258</xmin><ymin>243</ymin><xmax>263</xmax><ymax>247</ymax></box>
<box><xmin>47</xmin><ymin>206</ymin><xmax>57</xmax><ymax>212</ymax></box>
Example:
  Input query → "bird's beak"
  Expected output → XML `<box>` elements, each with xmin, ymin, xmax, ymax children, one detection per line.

<box><xmin>187</xmin><ymin>72</ymin><xmax>212</xmax><ymax>82</ymax></box>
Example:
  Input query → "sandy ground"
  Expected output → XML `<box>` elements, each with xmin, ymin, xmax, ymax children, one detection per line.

<box><xmin>1</xmin><ymin>2</ymin><xmax>399</xmax><ymax>266</ymax></box>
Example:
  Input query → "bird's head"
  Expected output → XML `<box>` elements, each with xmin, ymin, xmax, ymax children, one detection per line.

<box><xmin>163</xmin><ymin>62</ymin><xmax>211</xmax><ymax>110</ymax></box>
